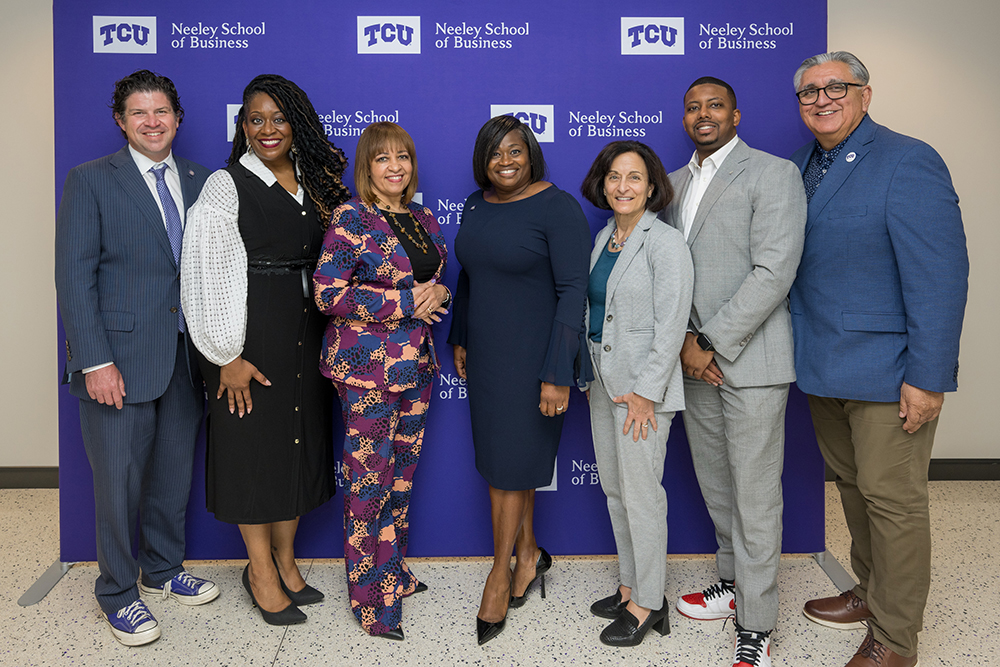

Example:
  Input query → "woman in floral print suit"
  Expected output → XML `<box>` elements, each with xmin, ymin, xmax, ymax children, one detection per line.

<box><xmin>313</xmin><ymin>122</ymin><xmax>449</xmax><ymax>641</ymax></box>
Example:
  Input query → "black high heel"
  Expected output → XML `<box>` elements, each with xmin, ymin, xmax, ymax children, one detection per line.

<box><xmin>508</xmin><ymin>547</ymin><xmax>552</xmax><ymax>609</ymax></box>
<box><xmin>271</xmin><ymin>555</ymin><xmax>324</xmax><ymax>606</ymax></box>
<box><xmin>476</xmin><ymin>576</ymin><xmax>512</xmax><ymax>645</ymax></box>
<box><xmin>599</xmin><ymin>597</ymin><xmax>670</xmax><ymax>647</ymax></box>
<box><xmin>378</xmin><ymin>626</ymin><xmax>405</xmax><ymax>641</ymax></box>
<box><xmin>242</xmin><ymin>564</ymin><xmax>307</xmax><ymax>626</ymax></box>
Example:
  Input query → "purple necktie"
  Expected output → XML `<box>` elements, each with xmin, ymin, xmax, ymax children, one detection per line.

<box><xmin>151</xmin><ymin>163</ymin><xmax>185</xmax><ymax>332</ymax></box>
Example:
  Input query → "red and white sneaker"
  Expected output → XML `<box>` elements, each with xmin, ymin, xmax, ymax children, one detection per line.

<box><xmin>676</xmin><ymin>580</ymin><xmax>736</xmax><ymax>620</ymax></box>
<box><xmin>733</xmin><ymin>623</ymin><xmax>771</xmax><ymax>667</ymax></box>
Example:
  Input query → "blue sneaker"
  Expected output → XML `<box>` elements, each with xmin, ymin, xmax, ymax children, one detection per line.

<box><xmin>140</xmin><ymin>570</ymin><xmax>220</xmax><ymax>606</ymax></box>
<box><xmin>105</xmin><ymin>599</ymin><xmax>160</xmax><ymax>646</ymax></box>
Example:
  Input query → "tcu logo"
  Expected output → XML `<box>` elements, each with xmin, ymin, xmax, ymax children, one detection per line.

<box><xmin>357</xmin><ymin>16</ymin><xmax>421</xmax><ymax>54</ymax></box>
<box><xmin>620</xmin><ymin>17</ymin><xmax>684</xmax><ymax>55</ymax></box>
<box><xmin>490</xmin><ymin>105</ymin><xmax>555</xmax><ymax>143</ymax></box>
<box><xmin>92</xmin><ymin>16</ymin><xmax>157</xmax><ymax>54</ymax></box>
<box><xmin>226</xmin><ymin>104</ymin><xmax>243</xmax><ymax>142</ymax></box>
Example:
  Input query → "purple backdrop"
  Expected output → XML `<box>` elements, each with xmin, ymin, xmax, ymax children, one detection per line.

<box><xmin>54</xmin><ymin>0</ymin><xmax>827</xmax><ymax>560</ymax></box>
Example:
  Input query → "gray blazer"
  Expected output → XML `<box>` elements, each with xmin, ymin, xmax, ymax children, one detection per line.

<box><xmin>662</xmin><ymin>139</ymin><xmax>806</xmax><ymax>388</ymax></box>
<box><xmin>587</xmin><ymin>209</ymin><xmax>693</xmax><ymax>411</ymax></box>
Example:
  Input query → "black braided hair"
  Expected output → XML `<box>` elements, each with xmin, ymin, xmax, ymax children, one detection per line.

<box><xmin>228</xmin><ymin>74</ymin><xmax>351</xmax><ymax>224</ymax></box>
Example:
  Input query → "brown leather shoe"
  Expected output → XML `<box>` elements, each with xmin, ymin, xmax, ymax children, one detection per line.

<box><xmin>845</xmin><ymin>629</ymin><xmax>918</xmax><ymax>667</ymax></box>
<box><xmin>803</xmin><ymin>590</ymin><xmax>873</xmax><ymax>629</ymax></box>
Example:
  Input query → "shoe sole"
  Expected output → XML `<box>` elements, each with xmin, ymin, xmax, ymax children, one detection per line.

<box><xmin>676</xmin><ymin>605</ymin><xmax>732</xmax><ymax>621</ymax></box>
<box><xmin>801</xmin><ymin>608</ymin><xmax>869</xmax><ymax>630</ymax></box>
<box><xmin>139</xmin><ymin>583</ymin><xmax>221</xmax><ymax>606</ymax></box>
<box><xmin>107</xmin><ymin>620</ymin><xmax>161</xmax><ymax>646</ymax></box>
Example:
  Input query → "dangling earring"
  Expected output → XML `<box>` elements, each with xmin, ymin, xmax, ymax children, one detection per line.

<box><xmin>290</xmin><ymin>142</ymin><xmax>299</xmax><ymax>156</ymax></box>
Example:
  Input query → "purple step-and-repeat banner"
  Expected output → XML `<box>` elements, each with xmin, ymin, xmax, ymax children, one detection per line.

<box><xmin>54</xmin><ymin>1</ymin><xmax>827</xmax><ymax>561</ymax></box>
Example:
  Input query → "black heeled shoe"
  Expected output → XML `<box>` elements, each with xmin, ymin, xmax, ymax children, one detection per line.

<box><xmin>413</xmin><ymin>582</ymin><xmax>429</xmax><ymax>594</ymax></box>
<box><xmin>599</xmin><ymin>597</ymin><xmax>670</xmax><ymax>647</ymax></box>
<box><xmin>508</xmin><ymin>547</ymin><xmax>552</xmax><ymax>609</ymax></box>
<box><xmin>591</xmin><ymin>589</ymin><xmax>629</xmax><ymax>619</ymax></box>
<box><xmin>271</xmin><ymin>555</ymin><xmax>324</xmax><ymax>606</ymax></box>
<box><xmin>476</xmin><ymin>578</ymin><xmax>512</xmax><ymax>645</ymax></box>
<box><xmin>242</xmin><ymin>565</ymin><xmax>307</xmax><ymax>626</ymax></box>
<box><xmin>378</xmin><ymin>626</ymin><xmax>405</xmax><ymax>641</ymax></box>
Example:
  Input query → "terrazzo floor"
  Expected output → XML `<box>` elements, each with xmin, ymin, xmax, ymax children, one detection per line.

<box><xmin>1</xmin><ymin>482</ymin><xmax>997</xmax><ymax>666</ymax></box>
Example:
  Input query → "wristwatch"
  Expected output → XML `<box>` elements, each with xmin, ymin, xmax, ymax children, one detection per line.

<box><xmin>696</xmin><ymin>332</ymin><xmax>715</xmax><ymax>352</ymax></box>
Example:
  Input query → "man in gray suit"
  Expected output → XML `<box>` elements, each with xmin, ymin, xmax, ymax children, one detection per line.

<box><xmin>662</xmin><ymin>77</ymin><xmax>806</xmax><ymax>667</ymax></box>
<box><xmin>55</xmin><ymin>70</ymin><xmax>217</xmax><ymax>646</ymax></box>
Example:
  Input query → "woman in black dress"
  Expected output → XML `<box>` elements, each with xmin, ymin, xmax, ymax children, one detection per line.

<box><xmin>181</xmin><ymin>75</ymin><xmax>350</xmax><ymax>625</ymax></box>
<box><xmin>448</xmin><ymin>115</ymin><xmax>591</xmax><ymax>644</ymax></box>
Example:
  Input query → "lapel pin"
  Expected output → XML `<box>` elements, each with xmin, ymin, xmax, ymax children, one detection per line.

<box><xmin>845</xmin><ymin>152</ymin><xmax>856</xmax><ymax>163</ymax></box>
<box><xmin>188</xmin><ymin>169</ymin><xmax>195</xmax><ymax>176</ymax></box>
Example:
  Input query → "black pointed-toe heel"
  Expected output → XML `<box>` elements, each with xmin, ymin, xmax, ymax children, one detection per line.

<box><xmin>271</xmin><ymin>555</ymin><xmax>324</xmax><ymax>606</ymax></box>
<box><xmin>476</xmin><ymin>615</ymin><xmax>506</xmax><ymax>645</ymax></box>
<box><xmin>591</xmin><ymin>589</ymin><xmax>629</xmax><ymax>619</ymax></box>
<box><xmin>477</xmin><ymin>578</ymin><xmax>512</xmax><ymax>645</ymax></box>
<box><xmin>508</xmin><ymin>547</ymin><xmax>553</xmax><ymax>609</ymax></box>
<box><xmin>378</xmin><ymin>626</ymin><xmax>405</xmax><ymax>641</ymax></box>
<box><xmin>242</xmin><ymin>564</ymin><xmax>307</xmax><ymax>626</ymax></box>
<box><xmin>413</xmin><ymin>582</ymin><xmax>429</xmax><ymax>594</ymax></box>
<box><xmin>599</xmin><ymin>597</ymin><xmax>670</xmax><ymax>647</ymax></box>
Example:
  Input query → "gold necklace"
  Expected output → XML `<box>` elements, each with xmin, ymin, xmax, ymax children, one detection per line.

<box><xmin>377</xmin><ymin>199</ymin><xmax>429</xmax><ymax>254</ymax></box>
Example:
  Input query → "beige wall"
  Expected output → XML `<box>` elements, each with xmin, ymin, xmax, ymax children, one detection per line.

<box><xmin>1</xmin><ymin>1</ymin><xmax>56</xmax><ymax>466</ymax></box>
<box><xmin>1</xmin><ymin>1</ymin><xmax>996</xmax><ymax>467</ymax></box>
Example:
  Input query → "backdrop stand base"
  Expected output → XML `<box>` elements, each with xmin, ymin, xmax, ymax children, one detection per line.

<box><xmin>18</xmin><ymin>560</ymin><xmax>72</xmax><ymax>606</ymax></box>
<box><xmin>812</xmin><ymin>549</ymin><xmax>856</xmax><ymax>591</ymax></box>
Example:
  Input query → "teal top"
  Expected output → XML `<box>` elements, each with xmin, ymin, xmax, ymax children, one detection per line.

<box><xmin>588</xmin><ymin>243</ymin><xmax>621</xmax><ymax>342</ymax></box>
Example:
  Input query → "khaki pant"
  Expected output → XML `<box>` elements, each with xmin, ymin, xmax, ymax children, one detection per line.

<box><xmin>808</xmin><ymin>395</ymin><xmax>937</xmax><ymax>658</ymax></box>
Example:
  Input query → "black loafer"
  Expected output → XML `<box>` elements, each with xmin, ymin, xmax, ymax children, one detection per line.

<box><xmin>599</xmin><ymin>598</ymin><xmax>670</xmax><ymax>647</ymax></box>
<box><xmin>591</xmin><ymin>590</ymin><xmax>628</xmax><ymax>619</ymax></box>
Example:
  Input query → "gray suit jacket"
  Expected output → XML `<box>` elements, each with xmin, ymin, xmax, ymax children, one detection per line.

<box><xmin>587</xmin><ymin>210</ymin><xmax>693</xmax><ymax>411</ymax></box>
<box><xmin>662</xmin><ymin>139</ymin><xmax>806</xmax><ymax>388</ymax></box>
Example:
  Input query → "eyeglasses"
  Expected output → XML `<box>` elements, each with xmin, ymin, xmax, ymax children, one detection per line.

<box><xmin>795</xmin><ymin>82</ymin><xmax>864</xmax><ymax>106</ymax></box>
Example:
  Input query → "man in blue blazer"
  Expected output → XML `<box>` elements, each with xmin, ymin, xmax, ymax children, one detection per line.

<box><xmin>789</xmin><ymin>52</ymin><xmax>968</xmax><ymax>667</ymax></box>
<box><xmin>55</xmin><ymin>70</ymin><xmax>217</xmax><ymax>646</ymax></box>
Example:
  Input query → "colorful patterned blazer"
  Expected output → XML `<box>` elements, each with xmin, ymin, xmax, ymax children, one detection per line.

<box><xmin>314</xmin><ymin>196</ymin><xmax>448</xmax><ymax>392</ymax></box>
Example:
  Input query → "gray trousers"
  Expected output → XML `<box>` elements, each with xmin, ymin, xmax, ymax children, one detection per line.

<box><xmin>681</xmin><ymin>379</ymin><xmax>788</xmax><ymax>631</ymax></box>
<box><xmin>589</xmin><ymin>347</ymin><xmax>674</xmax><ymax>610</ymax></box>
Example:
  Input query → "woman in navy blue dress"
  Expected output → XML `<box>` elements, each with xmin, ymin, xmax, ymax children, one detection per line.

<box><xmin>448</xmin><ymin>115</ymin><xmax>591</xmax><ymax>644</ymax></box>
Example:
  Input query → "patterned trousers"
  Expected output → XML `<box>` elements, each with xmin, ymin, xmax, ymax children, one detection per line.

<box><xmin>334</xmin><ymin>378</ymin><xmax>433</xmax><ymax>635</ymax></box>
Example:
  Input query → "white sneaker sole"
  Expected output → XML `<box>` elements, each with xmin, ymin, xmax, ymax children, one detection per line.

<box><xmin>139</xmin><ymin>582</ymin><xmax>221</xmax><ymax>606</ymax></box>
<box><xmin>801</xmin><ymin>608</ymin><xmax>868</xmax><ymax>630</ymax></box>
<box><xmin>106</xmin><ymin>619</ymin><xmax>161</xmax><ymax>646</ymax></box>
<box><xmin>676</xmin><ymin>602</ymin><xmax>734</xmax><ymax>621</ymax></box>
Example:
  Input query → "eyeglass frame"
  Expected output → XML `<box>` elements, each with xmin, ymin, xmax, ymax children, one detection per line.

<box><xmin>795</xmin><ymin>82</ymin><xmax>865</xmax><ymax>106</ymax></box>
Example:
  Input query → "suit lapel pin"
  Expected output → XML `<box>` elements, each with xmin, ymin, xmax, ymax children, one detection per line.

<box><xmin>845</xmin><ymin>152</ymin><xmax>856</xmax><ymax>163</ymax></box>
<box><xmin>188</xmin><ymin>169</ymin><xmax>195</xmax><ymax>176</ymax></box>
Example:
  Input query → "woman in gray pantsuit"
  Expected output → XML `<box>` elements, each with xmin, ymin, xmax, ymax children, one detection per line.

<box><xmin>580</xmin><ymin>141</ymin><xmax>693</xmax><ymax>647</ymax></box>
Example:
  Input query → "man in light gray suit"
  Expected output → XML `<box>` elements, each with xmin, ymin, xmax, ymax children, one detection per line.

<box><xmin>55</xmin><ymin>70</ymin><xmax>217</xmax><ymax>646</ymax></box>
<box><xmin>662</xmin><ymin>77</ymin><xmax>806</xmax><ymax>667</ymax></box>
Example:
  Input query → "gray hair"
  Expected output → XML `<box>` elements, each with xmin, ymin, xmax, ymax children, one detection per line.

<box><xmin>793</xmin><ymin>51</ymin><xmax>870</xmax><ymax>90</ymax></box>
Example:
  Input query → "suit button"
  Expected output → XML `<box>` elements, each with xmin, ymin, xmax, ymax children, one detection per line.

<box><xmin>294</xmin><ymin>438</ymin><xmax>300</xmax><ymax>444</ymax></box>
<box><xmin>170</xmin><ymin>307</ymin><xmax>178</xmax><ymax>313</ymax></box>
<box><xmin>301</xmin><ymin>211</ymin><xmax>307</xmax><ymax>216</ymax></box>
<box><xmin>606</xmin><ymin>314</ymin><xmax>613</xmax><ymax>322</ymax></box>
<box><xmin>604</xmin><ymin>345</ymin><xmax>611</xmax><ymax>352</ymax></box>
<box><xmin>303</xmin><ymin>245</ymin><xmax>308</xmax><ymax>250</ymax></box>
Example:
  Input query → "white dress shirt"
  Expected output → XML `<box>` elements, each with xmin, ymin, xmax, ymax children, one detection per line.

<box><xmin>680</xmin><ymin>134</ymin><xmax>740</xmax><ymax>241</ymax></box>
<box><xmin>128</xmin><ymin>145</ymin><xmax>186</xmax><ymax>229</ymax></box>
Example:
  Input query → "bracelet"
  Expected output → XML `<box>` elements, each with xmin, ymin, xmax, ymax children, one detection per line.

<box><xmin>441</xmin><ymin>285</ymin><xmax>453</xmax><ymax>308</ymax></box>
